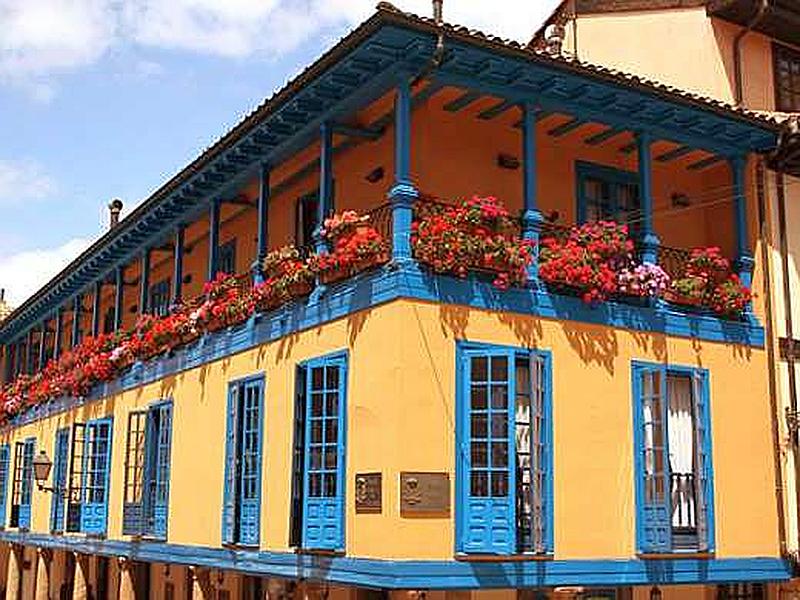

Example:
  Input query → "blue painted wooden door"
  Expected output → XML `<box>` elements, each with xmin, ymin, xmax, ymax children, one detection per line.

<box><xmin>145</xmin><ymin>402</ymin><xmax>173</xmax><ymax>539</ymax></box>
<box><xmin>81</xmin><ymin>419</ymin><xmax>112</xmax><ymax>535</ymax></box>
<box><xmin>0</xmin><ymin>444</ymin><xmax>9</xmax><ymax>527</ymax></box>
<box><xmin>302</xmin><ymin>356</ymin><xmax>346</xmax><ymax>550</ymax></box>
<box><xmin>222</xmin><ymin>380</ymin><xmax>263</xmax><ymax>546</ymax></box>
<box><xmin>237</xmin><ymin>381</ymin><xmax>262</xmax><ymax>545</ymax></box>
<box><xmin>18</xmin><ymin>438</ymin><xmax>34</xmax><ymax>529</ymax></box>
<box><xmin>222</xmin><ymin>384</ymin><xmax>239</xmax><ymax>544</ymax></box>
<box><xmin>50</xmin><ymin>429</ymin><xmax>70</xmax><ymax>532</ymax></box>
<box><xmin>459</xmin><ymin>349</ymin><xmax>516</xmax><ymax>554</ymax></box>
<box><xmin>635</xmin><ymin>366</ymin><xmax>671</xmax><ymax>553</ymax></box>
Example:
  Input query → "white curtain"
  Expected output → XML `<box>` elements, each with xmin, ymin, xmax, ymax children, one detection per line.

<box><xmin>668</xmin><ymin>375</ymin><xmax>695</xmax><ymax>526</ymax></box>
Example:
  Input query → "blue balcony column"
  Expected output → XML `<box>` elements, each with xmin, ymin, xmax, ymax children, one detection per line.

<box><xmin>208</xmin><ymin>199</ymin><xmax>221</xmax><ymax>281</ymax></box>
<box><xmin>14</xmin><ymin>341</ymin><xmax>22</xmax><ymax>377</ymax></box>
<box><xmin>71</xmin><ymin>295</ymin><xmax>82</xmax><ymax>348</ymax></box>
<box><xmin>3</xmin><ymin>343</ymin><xmax>12</xmax><ymax>383</ymax></box>
<box><xmin>314</xmin><ymin>122</ymin><xmax>335</xmax><ymax>255</ymax></box>
<box><xmin>521</xmin><ymin>103</ymin><xmax>544</xmax><ymax>284</ymax></box>
<box><xmin>53</xmin><ymin>308</ymin><xmax>63</xmax><ymax>360</ymax></box>
<box><xmin>637</xmin><ymin>131</ymin><xmax>660</xmax><ymax>264</ymax></box>
<box><xmin>731</xmin><ymin>155</ymin><xmax>754</xmax><ymax>289</ymax></box>
<box><xmin>24</xmin><ymin>329</ymin><xmax>33</xmax><ymax>375</ymax></box>
<box><xmin>139</xmin><ymin>249</ymin><xmax>151</xmax><ymax>315</ymax></box>
<box><xmin>388</xmin><ymin>77</ymin><xmax>419</xmax><ymax>264</ymax></box>
<box><xmin>173</xmin><ymin>225</ymin><xmax>185</xmax><ymax>306</ymax></box>
<box><xmin>253</xmin><ymin>163</ymin><xmax>270</xmax><ymax>283</ymax></box>
<box><xmin>91</xmin><ymin>280</ymin><xmax>102</xmax><ymax>337</ymax></box>
<box><xmin>37</xmin><ymin>323</ymin><xmax>47</xmax><ymax>370</ymax></box>
<box><xmin>114</xmin><ymin>267</ymin><xmax>124</xmax><ymax>331</ymax></box>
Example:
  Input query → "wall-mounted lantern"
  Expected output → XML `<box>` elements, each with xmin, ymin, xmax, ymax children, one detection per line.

<box><xmin>32</xmin><ymin>450</ymin><xmax>57</xmax><ymax>494</ymax></box>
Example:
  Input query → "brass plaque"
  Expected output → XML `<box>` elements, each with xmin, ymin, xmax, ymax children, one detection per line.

<box><xmin>400</xmin><ymin>472</ymin><xmax>450</xmax><ymax>515</ymax></box>
<box><xmin>355</xmin><ymin>472</ymin><xmax>382</xmax><ymax>513</ymax></box>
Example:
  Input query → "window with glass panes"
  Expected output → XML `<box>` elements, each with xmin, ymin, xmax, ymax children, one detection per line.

<box><xmin>149</xmin><ymin>279</ymin><xmax>171</xmax><ymax>317</ymax></box>
<box><xmin>457</xmin><ymin>343</ymin><xmax>552</xmax><ymax>555</ymax></box>
<box><xmin>219</xmin><ymin>239</ymin><xmax>237</xmax><ymax>276</ymax></box>
<box><xmin>775</xmin><ymin>43</ymin><xmax>800</xmax><ymax>113</ymax></box>
<box><xmin>9</xmin><ymin>438</ymin><xmax>34</xmax><ymax>529</ymax></box>
<box><xmin>123</xmin><ymin>401</ymin><xmax>173</xmax><ymax>538</ymax></box>
<box><xmin>222</xmin><ymin>376</ymin><xmax>264</xmax><ymax>546</ymax></box>
<box><xmin>633</xmin><ymin>362</ymin><xmax>714</xmax><ymax>554</ymax></box>
<box><xmin>290</xmin><ymin>353</ymin><xmax>347</xmax><ymax>551</ymax></box>
<box><xmin>577</xmin><ymin>162</ymin><xmax>641</xmax><ymax>235</ymax></box>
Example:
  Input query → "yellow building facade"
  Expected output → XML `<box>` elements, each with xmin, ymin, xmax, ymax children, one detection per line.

<box><xmin>0</xmin><ymin>2</ymin><xmax>794</xmax><ymax>599</ymax></box>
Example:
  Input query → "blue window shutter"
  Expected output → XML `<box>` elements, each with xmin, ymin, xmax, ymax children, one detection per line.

<box><xmin>50</xmin><ymin>429</ymin><xmax>70</xmax><ymax>533</ymax></box>
<box><xmin>81</xmin><ymin>418</ymin><xmax>113</xmax><ymax>535</ymax></box>
<box><xmin>692</xmin><ymin>372</ymin><xmax>715</xmax><ymax>551</ymax></box>
<box><xmin>458</xmin><ymin>347</ymin><xmax>515</xmax><ymax>555</ymax></box>
<box><xmin>123</xmin><ymin>411</ymin><xmax>147</xmax><ymax>536</ymax></box>
<box><xmin>237</xmin><ymin>380</ymin><xmax>263</xmax><ymax>545</ymax></box>
<box><xmin>18</xmin><ymin>438</ymin><xmax>35</xmax><ymax>530</ymax></box>
<box><xmin>150</xmin><ymin>402</ymin><xmax>173</xmax><ymax>539</ymax></box>
<box><xmin>222</xmin><ymin>384</ymin><xmax>240</xmax><ymax>544</ymax></box>
<box><xmin>302</xmin><ymin>355</ymin><xmax>347</xmax><ymax>551</ymax></box>
<box><xmin>634</xmin><ymin>365</ymin><xmax>671</xmax><ymax>553</ymax></box>
<box><xmin>0</xmin><ymin>444</ymin><xmax>10</xmax><ymax>527</ymax></box>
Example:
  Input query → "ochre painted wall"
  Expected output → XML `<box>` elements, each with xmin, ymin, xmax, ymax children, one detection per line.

<box><xmin>0</xmin><ymin>299</ymin><xmax>780</xmax><ymax>561</ymax></box>
<box><xmin>563</xmin><ymin>8</ymin><xmax>778</xmax><ymax>111</ymax></box>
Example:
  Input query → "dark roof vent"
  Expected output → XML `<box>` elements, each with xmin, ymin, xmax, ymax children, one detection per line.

<box><xmin>108</xmin><ymin>198</ymin><xmax>123</xmax><ymax>230</ymax></box>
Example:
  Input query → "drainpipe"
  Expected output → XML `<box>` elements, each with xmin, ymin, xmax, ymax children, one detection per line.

<box><xmin>758</xmin><ymin>159</ymin><xmax>789</xmax><ymax>555</ymax></box>
<box><xmin>733</xmin><ymin>0</ymin><xmax>769</xmax><ymax>106</ymax></box>
<box><xmin>411</xmin><ymin>0</ymin><xmax>446</xmax><ymax>86</ymax></box>
<box><xmin>776</xmin><ymin>170</ymin><xmax>800</xmax><ymax>562</ymax></box>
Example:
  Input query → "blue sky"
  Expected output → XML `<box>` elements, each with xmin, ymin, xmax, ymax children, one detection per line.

<box><xmin>0</xmin><ymin>0</ymin><xmax>559</xmax><ymax>306</ymax></box>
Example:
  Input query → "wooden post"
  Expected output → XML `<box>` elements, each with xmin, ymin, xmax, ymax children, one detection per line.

<box><xmin>5</xmin><ymin>545</ymin><xmax>21</xmax><ymax>600</ymax></box>
<box><xmin>91</xmin><ymin>280</ymin><xmax>102</xmax><ymax>337</ymax></box>
<box><xmin>521</xmin><ymin>102</ymin><xmax>543</xmax><ymax>283</ymax></box>
<box><xmin>139</xmin><ymin>249</ymin><xmax>151</xmax><ymax>315</ymax></box>
<box><xmin>388</xmin><ymin>77</ymin><xmax>418</xmax><ymax>264</ymax></box>
<box><xmin>637</xmin><ymin>130</ymin><xmax>660</xmax><ymax>264</ymax></box>
<box><xmin>208</xmin><ymin>200</ymin><xmax>221</xmax><ymax>281</ymax></box>
<box><xmin>731</xmin><ymin>155</ymin><xmax>754</xmax><ymax>289</ymax></box>
<box><xmin>173</xmin><ymin>225</ymin><xmax>186</xmax><ymax>306</ymax></box>
<box><xmin>71</xmin><ymin>295</ymin><xmax>82</xmax><ymax>348</ymax></box>
<box><xmin>53</xmin><ymin>308</ymin><xmax>63</xmax><ymax>360</ymax></box>
<box><xmin>117</xmin><ymin>558</ymin><xmax>135</xmax><ymax>600</ymax></box>
<box><xmin>114</xmin><ymin>266</ymin><xmax>125</xmax><ymax>330</ymax></box>
<box><xmin>72</xmin><ymin>553</ymin><xmax>88</xmax><ymax>600</ymax></box>
<box><xmin>254</xmin><ymin>164</ymin><xmax>270</xmax><ymax>283</ymax></box>
<box><xmin>34</xmin><ymin>548</ymin><xmax>51</xmax><ymax>600</ymax></box>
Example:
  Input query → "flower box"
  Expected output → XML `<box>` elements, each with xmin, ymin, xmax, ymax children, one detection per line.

<box><xmin>319</xmin><ymin>252</ymin><xmax>389</xmax><ymax>284</ymax></box>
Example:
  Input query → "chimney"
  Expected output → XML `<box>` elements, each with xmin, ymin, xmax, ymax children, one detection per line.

<box><xmin>544</xmin><ymin>23</ymin><xmax>566</xmax><ymax>57</ymax></box>
<box><xmin>0</xmin><ymin>289</ymin><xmax>4</xmax><ymax>302</ymax></box>
<box><xmin>432</xmin><ymin>0</ymin><xmax>443</xmax><ymax>25</ymax></box>
<box><xmin>108</xmin><ymin>198</ymin><xmax>123</xmax><ymax>230</ymax></box>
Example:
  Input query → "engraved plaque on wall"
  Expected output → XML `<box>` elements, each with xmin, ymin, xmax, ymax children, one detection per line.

<box><xmin>399</xmin><ymin>472</ymin><xmax>450</xmax><ymax>516</ymax></box>
<box><xmin>355</xmin><ymin>472</ymin><xmax>382</xmax><ymax>513</ymax></box>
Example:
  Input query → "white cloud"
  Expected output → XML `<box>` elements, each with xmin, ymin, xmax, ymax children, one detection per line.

<box><xmin>0</xmin><ymin>0</ymin><xmax>560</xmax><ymax>85</ymax></box>
<box><xmin>0</xmin><ymin>238</ymin><xmax>92</xmax><ymax>306</ymax></box>
<box><xmin>0</xmin><ymin>0</ymin><xmax>117</xmax><ymax>77</ymax></box>
<box><xmin>0</xmin><ymin>159</ymin><xmax>56</xmax><ymax>205</ymax></box>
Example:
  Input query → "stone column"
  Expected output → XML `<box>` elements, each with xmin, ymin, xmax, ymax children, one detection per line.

<box><xmin>72</xmin><ymin>553</ymin><xmax>89</xmax><ymax>600</ymax></box>
<box><xmin>190</xmin><ymin>566</ymin><xmax>212</xmax><ymax>600</ymax></box>
<box><xmin>118</xmin><ymin>557</ymin><xmax>136</xmax><ymax>600</ymax></box>
<box><xmin>6</xmin><ymin>544</ymin><xmax>21</xmax><ymax>600</ymax></box>
<box><xmin>34</xmin><ymin>548</ymin><xmax>51</xmax><ymax>600</ymax></box>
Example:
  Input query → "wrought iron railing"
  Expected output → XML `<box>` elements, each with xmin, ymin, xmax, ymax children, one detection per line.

<box><xmin>670</xmin><ymin>471</ymin><xmax>697</xmax><ymax>532</ymax></box>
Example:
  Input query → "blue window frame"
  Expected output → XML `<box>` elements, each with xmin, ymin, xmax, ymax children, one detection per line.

<box><xmin>456</xmin><ymin>342</ymin><xmax>553</xmax><ymax>555</ymax></box>
<box><xmin>123</xmin><ymin>401</ymin><xmax>173</xmax><ymax>539</ymax></box>
<box><xmin>50</xmin><ymin>428</ymin><xmax>70</xmax><ymax>533</ymax></box>
<box><xmin>219</xmin><ymin>239</ymin><xmax>237</xmax><ymax>276</ymax></box>
<box><xmin>10</xmin><ymin>438</ymin><xmax>34</xmax><ymax>529</ymax></box>
<box><xmin>149</xmin><ymin>279</ymin><xmax>171</xmax><ymax>318</ymax></box>
<box><xmin>222</xmin><ymin>375</ymin><xmax>264</xmax><ymax>546</ymax></box>
<box><xmin>290</xmin><ymin>352</ymin><xmax>347</xmax><ymax>551</ymax></box>
<box><xmin>633</xmin><ymin>362</ymin><xmax>714</xmax><ymax>553</ymax></box>
<box><xmin>0</xmin><ymin>444</ymin><xmax>9</xmax><ymax>528</ymax></box>
<box><xmin>576</xmin><ymin>161</ymin><xmax>641</xmax><ymax>234</ymax></box>
<box><xmin>80</xmin><ymin>417</ymin><xmax>113</xmax><ymax>535</ymax></box>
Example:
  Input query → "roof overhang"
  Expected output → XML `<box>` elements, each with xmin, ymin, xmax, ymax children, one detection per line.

<box><xmin>708</xmin><ymin>0</ymin><xmax>800</xmax><ymax>47</ymax></box>
<box><xmin>0</xmin><ymin>3</ymin><xmax>784</xmax><ymax>343</ymax></box>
